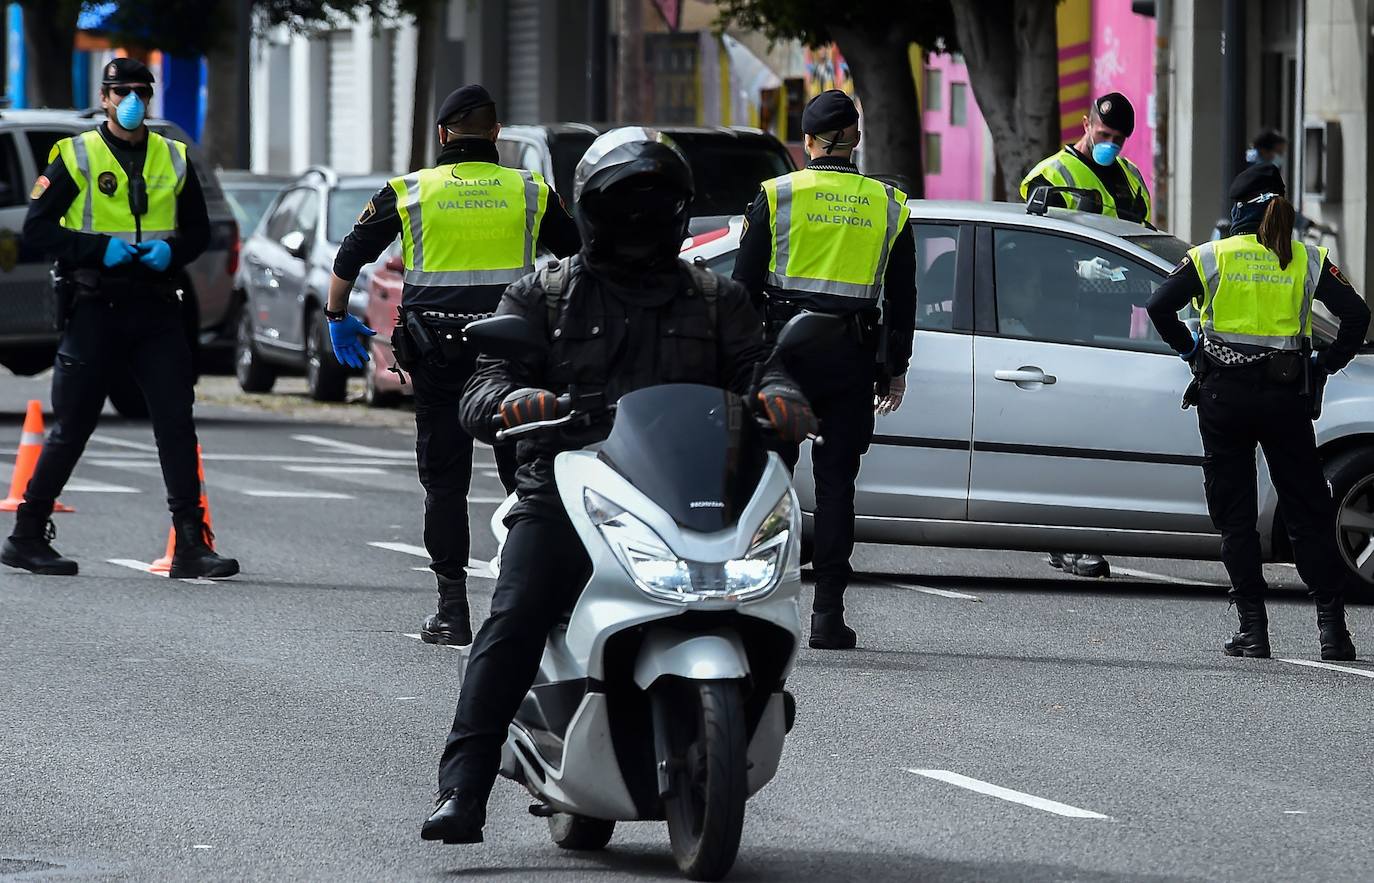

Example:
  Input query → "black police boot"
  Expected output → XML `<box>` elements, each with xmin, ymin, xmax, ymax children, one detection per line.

<box><xmin>809</xmin><ymin>611</ymin><xmax>857</xmax><ymax>650</ymax></box>
<box><xmin>1</xmin><ymin>508</ymin><xmax>77</xmax><ymax>576</ymax></box>
<box><xmin>1223</xmin><ymin>596</ymin><xmax>1271</xmax><ymax>658</ymax></box>
<box><xmin>167</xmin><ymin>509</ymin><xmax>240</xmax><ymax>579</ymax></box>
<box><xmin>420</xmin><ymin>789</ymin><xmax>485</xmax><ymax>844</ymax></box>
<box><xmin>1315</xmin><ymin>595</ymin><xmax>1357</xmax><ymax>662</ymax></box>
<box><xmin>421</xmin><ymin>576</ymin><xmax>472</xmax><ymax>646</ymax></box>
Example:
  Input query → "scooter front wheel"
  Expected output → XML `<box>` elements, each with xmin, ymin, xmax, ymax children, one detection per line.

<box><xmin>548</xmin><ymin>812</ymin><xmax>615</xmax><ymax>851</ymax></box>
<box><xmin>653</xmin><ymin>679</ymin><xmax>748</xmax><ymax>881</ymax></box>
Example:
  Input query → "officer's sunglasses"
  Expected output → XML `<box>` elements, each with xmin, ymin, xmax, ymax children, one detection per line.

<box><xmin>109</xmin><ymin>85</ymin><xmax>153</xmax><ymax>101</ymax></box>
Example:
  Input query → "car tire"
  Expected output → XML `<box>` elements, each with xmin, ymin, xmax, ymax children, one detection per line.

<box><xmin>305</xmin><ymin>308</ymin><xmax>348</xmax><ymax>403</ymax></box>
<box><xmin>1324</xmin><ymin>447</ymin><xmax>1374</xmax><ymax>598</ymax></box>
<box><xmin>364</xmin><ymin>340</ymin><xmax>401</xmax><ymax>408</ymax></box>
<box><xmin>106</xmin><ymin>368</ymin><xmax>150</xmax><ymax>420</ymax></box>
<box><xmin>235</xmin><ymin>307</ymin><xmax>276</xmax><ymax>393</ymax></box>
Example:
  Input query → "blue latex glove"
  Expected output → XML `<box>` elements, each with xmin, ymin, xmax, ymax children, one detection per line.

<box><xmin>328</xmin><ymin>314</ymin><xmax>375</xmax><ymax>369</ymax></box>
<box><xmin>102</xmin><ymin>237</ymin><xmax>138</xmax><ymax>268</ymax></box>
<box><xmin>137</xmin><ymin>240</ymin><xmax>172</xmax><ymax>272</ymax></box>
<box><xmin>1180</xmin><ymin>330</ymin><xmax>1200</xmax><ymax>362</ymax></box>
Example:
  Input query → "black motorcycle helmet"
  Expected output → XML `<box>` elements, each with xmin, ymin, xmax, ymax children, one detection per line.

<box><xmin>573</xmin><ymin>127</ymin><xmax>694</xmax><ymax>269</ymax></box>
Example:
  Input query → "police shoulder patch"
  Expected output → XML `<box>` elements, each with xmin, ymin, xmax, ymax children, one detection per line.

<box><xmin>97</xmin><ymin>171</ymin><xmax>118</xmax><ymax>197</ymax></box>
<box><xmin>357</xmin><ymin>199</ymin><xmax>376</xmax><ymax>223</ymax></box>
<box><xmin>30</xmin><ymin>175</ymin><xmax>50</xmax><ymax>200</ymax></box>
<box><xmin>1330</xmin><ymin>263</ymin><xmax>1352</xmax><ymax>287</ymax></box>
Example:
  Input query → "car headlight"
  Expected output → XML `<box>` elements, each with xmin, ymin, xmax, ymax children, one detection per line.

<box><xmin>583</xmin><ymin>489</ymin><xmax>791</xmax><ymax>603</ymax></box>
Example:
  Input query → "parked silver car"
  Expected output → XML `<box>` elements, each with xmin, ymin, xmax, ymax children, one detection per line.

<box><xmin>681</xmin><ymin>201</ymin><xmax>1374</xmax><ymax>589</ymax></box>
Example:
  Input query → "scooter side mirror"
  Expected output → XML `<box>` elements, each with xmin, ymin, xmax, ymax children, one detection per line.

<box><xmin>774</xmin><ymin>311</ymin><xmax>846</xmax><ymax>356</ymax></box>
<box><xmin>463</xmin><ymin>314</ymin><xmax>547</xmax><ymax>359</ymax></box>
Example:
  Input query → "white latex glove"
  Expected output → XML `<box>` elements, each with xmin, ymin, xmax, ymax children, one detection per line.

<box><xmin>875</xmin><ymin>373</ymin><xmax>907</xmax><ymax>416</ymax></box>
<box><xmin>1076</xmin><ymin>256</ymin><xmax>1127</xmax><ymax>282</ymax></box>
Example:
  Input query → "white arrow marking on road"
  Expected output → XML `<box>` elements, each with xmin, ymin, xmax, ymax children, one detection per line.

<box><xmin>89</xmin><ymin>434</ymin><xmax>160</xmax><ymax>452</ymax></box>
<box><xmin>1278</xmin><ymin>658</ymin><xmax>1374</xmax><ymax>679</ymax></box>
<box><xmin>282</xmin><ymin>465</ymin><xmax>389</xmax><ymax>475</ymax></box>
<box><xmin>875</xmin><ymin>578</ymin><xmax>980</xmax><ymax>602</ymax></box>
<box><xmin>107</xmin><ymin>559</ymin><xmax>215</xmax><ymax>586</ymax></box>
<box><xmin>1110</xmin><ymin>566</ymin><xmax>1227</xmax><ymax>588</ymax></box>
<box><xmin>906</xmin><ymin>769</ymin><xmax>1112</xmax><ymax>819</ymax></box>
<box><xmin>291</xmin><ymin>434</ymin><xmax>414</xmax><ymax>459</ymax></box>
<box><xmin>370</xmin><ymin>541</ymin><xmax>429</xmax><ymax>558</ymax></box>
<box><xmin>402</xmin><ymin>633</ymin><xmax>467</xmax><ymax>651</ymax></box>
<box><xmin>64</xmin><ymin>480</ymin><xmax>140</xmax><ymax>493</ymax></box>
<box><xmin>241</xmin><ymin>489</ymin><xmax>354</xmax><ymax>499</ymax></box>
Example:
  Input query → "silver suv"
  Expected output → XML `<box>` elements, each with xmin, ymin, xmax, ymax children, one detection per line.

<box><xmin>682</xmin><ymin>201</ymin><xmax>1374</xmax><ymax>590</ymax></box>
<box><xmin>0</xmin><ymin>109</ymin><xmax>240</xmax><ymax>416</ymax></box>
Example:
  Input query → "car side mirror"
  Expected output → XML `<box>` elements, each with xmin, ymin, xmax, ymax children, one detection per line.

<box><xmin>280</xmin><ymin>229</ymin><xmax>308</xmax><ymax>259</ymax></box>
<box><xmin>774</xmin><ymin>311</ymin><xmax>846</xmax><ymax>356</ymax></box>
<box><xmin>385</xmin><ymin>254</ymin><xmax>404</xmax><ymax>273</ymax></box>
<box><xmin>463</xmin><ymin>314</ymin><xmax>547</xmax><ymax>359</ymax></box>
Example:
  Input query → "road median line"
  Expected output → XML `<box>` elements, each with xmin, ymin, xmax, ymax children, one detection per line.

<box><xmin>906</xmin><ymin>769</ymin><xmax>1111</xmax><ymax>819</ymax></box>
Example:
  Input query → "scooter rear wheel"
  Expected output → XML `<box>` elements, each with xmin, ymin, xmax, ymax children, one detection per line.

<box><xmin>548</xmin><ymin>812</ymin><xmax>615</xmax><ymax>850</ymax></box>
<box><xmin>655</xmin><ymin>679</ymin><xmax>747</xmax><ymax>882</ymax></box>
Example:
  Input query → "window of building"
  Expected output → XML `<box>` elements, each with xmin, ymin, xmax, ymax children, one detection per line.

<box><xmin>925</xmin><ymin>132</ymin><xmax>942</xmax><ymax>176</ymax></box>
<box><xmin>950</xmin><ymin>83</ymin><xmax>968</xmax><ymax>127</ymax></box>
<box><xmin>924</xmin><ymin>68</ymin><xmax>943</xmax><ymax>111</ymax></box>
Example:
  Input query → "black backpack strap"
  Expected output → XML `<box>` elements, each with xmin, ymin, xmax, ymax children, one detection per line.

<box><xmin>540</xmin><ymin>257</ymin><xmax>573</xmax><ymax>331</ymax></box>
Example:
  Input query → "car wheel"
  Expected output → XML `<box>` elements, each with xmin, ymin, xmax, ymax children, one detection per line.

<box><xmin>1324</xmin><ymin>447</ymin><xmax>1374</xmax><ymax>594</ymax></box>
<box><xmin>235</xmin><ymin>307</ymin><xmax>276</xmax><ymax>393</ymax></box>
<box><xmin>106</xmin><ymin>368</ymin><xmax>149</xmax><ymax>420</ymax></box>
<box><xmin>364</xmin><ymin>340</ymin><xmax>401</xmax><ymax>408</ymax></box>
<box><xmin>305</xmin><ymin>308</ymin><xmax>348</xmax><ymax>402</ymax></box>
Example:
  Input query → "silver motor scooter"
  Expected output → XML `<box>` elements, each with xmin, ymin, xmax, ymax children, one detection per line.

<box><xmin>465</xmin><ymin>313</ymin><xmax>835</xmax><ymax>881</ymax></box>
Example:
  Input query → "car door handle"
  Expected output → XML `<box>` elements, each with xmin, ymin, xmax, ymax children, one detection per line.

<box><xmin>994</xmin><ymin>367</ymin><xmax>1057</xmax><ymax>386</ymax></box>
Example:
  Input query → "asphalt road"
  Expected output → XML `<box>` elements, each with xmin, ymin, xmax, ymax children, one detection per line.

<box><xmin>2</xmin><ymin>373</ymin><xmax>1372</xmax><ymax>883</ymax></box>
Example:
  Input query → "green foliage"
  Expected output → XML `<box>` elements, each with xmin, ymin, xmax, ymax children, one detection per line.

<box><xmin>714</xmin><ymin>0</ymin><xmax>958</xmax><ymax>51</ymax></box>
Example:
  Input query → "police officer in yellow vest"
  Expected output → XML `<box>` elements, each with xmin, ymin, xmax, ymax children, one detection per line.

<box><xmin>1020</xmin><ymin>92</ymin><xmax>1151</xmax><ymax>225</ymax></box>
<box><xmin>734</xmin><ymin>90</ymin><xmax>916</xmax><ymax>650</ymax></box>
<box><xmin>327</xmin><ymin>85</ymin><xmax>579</xmax><ymax>646</ymax></box>
<box><xmin>1</xmin><ymin>58</ymin><xmax>238</xmax><ymax>580</ymax></box>
<box><xmin>1148</xmin><ymin>164</ymin><xmax>1370</xmax><ymax>661</ymax></box>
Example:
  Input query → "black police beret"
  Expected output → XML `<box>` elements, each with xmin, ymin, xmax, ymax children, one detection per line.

<box><xmin>436</xmin><ymin>84</ymin><xmax>495</xmax><ymax>127</ymax></box>
<box><xmin>101</xmin><ymin>57</ymin><xmax>155</xmax><ymax>87</ymax></box>
<box><xmin>802</xmin><ymin>90</ymin><xmax>859</xmax><ymax>135</ymax></box>
<box><xmin>1093</xmin><ymin>92</ymin><xmax>1134</xmax><ymax>137</ymax></box>
<box><xmin>1229</xmin><ymin>162</ymin><xmax>1287</xmax><ymax>201</ymax></box>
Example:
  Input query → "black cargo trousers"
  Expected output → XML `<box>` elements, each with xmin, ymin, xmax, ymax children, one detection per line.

<box><xmin>22</xmin><ymin>295</ymin><xmax>200</xmax><ymax>521</ymax></box>
<box><xmin>1196</xmin><ymin>364</ymin><xmax>1347</xmax><ymax>601</ymax></box>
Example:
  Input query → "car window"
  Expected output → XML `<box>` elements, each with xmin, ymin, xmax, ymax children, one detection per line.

<box><xmin>0</xmin><ymin>134</ymin><xmax>24</xmax><ymax>207</ymax></box>
<box><xmin>1126</xmin><ymin>233</ymin><xmax>1191</xmax><ymax>265</ymax></box>
<box><xmin>669</xmin><ymin>134</ymin><xmax>793</xmax><ymax>217</ymax></box>
<box><xmin>327</xmin><ymin>186</ymin><xmax>376</xmax><ymax>243</ymax></box>
<box><xmin>25</xmin><ymin>130</ymin><xmax>71</xmax><ymax>171</ymax></box>
<box><xmin>992</xmin><ymin>228</ymin><xmax>1184</xmax><ymax>353</ymax></box>
<box><xmin>293</xmin><ymin>190</ymin><xmax>321</xmax><ymax>241</ymax></box>
<box><xmin>496</xmin><ymin>137</ymin><xmax>525</xmax><ymax>168</ymax></box>
<box><xmin>913</xmin><ymin>224</ymin><xmax>959</xmax><ymax>331</ymax></box>
<box><xmin>264</xmin><ymin>189</ymin><xmax>305</xmax><ymax>242</ymax></box>
<box><xmin>224</xmin><ymin>186</ymin><xmax>283</xmax><ymax>236</ymax></box>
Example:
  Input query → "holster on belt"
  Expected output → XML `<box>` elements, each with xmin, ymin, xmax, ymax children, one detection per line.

<box><xmin>402</xmin><ymin>309</ymin><xmax>447</xmax><ymax>368</ymax></box>
<box><xmin>1180</xmin><ymin>353</ymin><xmax>1212</xmax><ymax>410</ymax></box>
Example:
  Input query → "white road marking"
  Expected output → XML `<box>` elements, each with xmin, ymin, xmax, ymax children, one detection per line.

<box><xmin>402</xmin><ymin>633</ymin><xmax>467</xmax><ymax>651</ymax></box>
<box><xmin>64</xmin><ymin>480</ymin><xmax>140</xmax><ymax>494</ymax></box>
<box><xmin>1283</xmin><ymin>810</ymin><xmax>1308</xmax><ymax>815</ymax></box>
<box><xmin>87</xmin><ymin>452</ymin><xmax>408</xmax><ymax>466</ymax></box>
<box><xmin>469</xmin><ymin>496</ymin><xmax>507</xmax><ymax>505</ymax></box>
<box><xmin>241</xmin><ymin>489</ymin><xmax>354</xmax><ymax>499</ymax></box>
<box><xmin>191</xmin><ymin>844</ymin><xmax>214</xmax><ymax>850</ymax></box>
<box><xmin>371</xmin><ymin>541</ymin><xmax>429</xmax><ymax>558</ymax></box>
<box><xmin>89</xmin><ymin>434</ymin><xmax>159</xmax><ymax>452</ymax></box>
<box><xmin>875</xmin><ymin>578</ymin><xmax>980</xmax><ymax>602</ymax></box>
<box><xmin>906</xmin><ymin>769</ymin><xmax>1112</xmax><ymax>819</ymax></box>
<box><xmin>1111</xmin><ymin>566</ymin><xmax>1227</xmax><ymax>587</ymax></box>
<box><xmin>106</xmin><ymin>559</ymin><xmax>214</xmax><ymax>586</ymax></box>
<box><xmin>1279</xmin><ymin>658</ymin><xmax>1374</xmax><ymax>679</ymax></box>
<box><xmin>283</xmin><ymin>465</ymin><xmax>389</xmax><ymax>475</ymax></box>
<box><xmin>87</xmin><ymin>459</ymin><xmax>162</xmax><ymax>468</ymax></box>
<box><xmin>291</xmin><ymin>434</ymin><xmax>413</xmax><ymax>459</ymax></box>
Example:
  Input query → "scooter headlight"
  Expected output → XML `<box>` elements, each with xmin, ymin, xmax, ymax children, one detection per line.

<box><xmin>583</xmin><ymin>489</ymin><xmax>792</xmax><ymax>603</ymax></box>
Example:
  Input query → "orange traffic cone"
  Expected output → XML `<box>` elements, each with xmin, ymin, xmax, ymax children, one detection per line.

<box><xmin>150</xmin><ymin>444</ymin><xmax>213</xmax><ymax>574</ymax></box>
<box><xmin>2</xmin><ymin>400</ymin><xmax>73</xmax><ymax>512</ymax></box>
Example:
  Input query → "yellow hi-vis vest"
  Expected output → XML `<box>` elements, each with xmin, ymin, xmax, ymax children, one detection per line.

<box><xmin>389</xmin><ymin>162</ymin><xmax>550</xmax><ymax>288</ymax></box>
<box><xmin>54</xmin><ymin>129</ymin><xmax>188</xmax><ymax>241</ymax></box>
<box><xmin>760</xmin><ymin>169</ymin><xmax>908</xmax><ymax>302</ymax></box>
<box><xmin>1018</xmin><ymin>146</ymin><xmax>1151</xmax><ymax>224</ymax></box>
<box><xmin>1188</xmin><ymin>234</ymin><xmax>1326</xmax><ymax>351</ymax></box>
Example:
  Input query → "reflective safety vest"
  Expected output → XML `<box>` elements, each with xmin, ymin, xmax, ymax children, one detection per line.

<box><xmin>1188</xmin><ymin>234</ymin><xmax>1325</xmax><ymax>351</ymax></box>
<box><xmin>1019</xmin><ymin>146</ymin><xmax>1151</xmax><ymax>224</ymax></box>
<box><xmin>53</xmin><ymin>129</ymin><xmax>188</xmax><ymax>242</ymax></box>
<box><xmin>389</xmin><ymin>162</ymin><xmax>550</xmax><ymax>288</ymax></box>
<box><xmin>761</xmin><ymin>169</ymin><xmax>908</xmax><ymax>302</ymax></box>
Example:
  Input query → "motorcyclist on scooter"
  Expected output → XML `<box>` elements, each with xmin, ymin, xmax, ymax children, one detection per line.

<box><xmin>422</xmin><ymin>127</ymin><xmax>817</xmax><ymax>844</ymax></box>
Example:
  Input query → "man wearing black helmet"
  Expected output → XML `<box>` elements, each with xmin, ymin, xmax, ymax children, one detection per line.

<box><xmin>326</xmin><ymin>85</ymin><xmax>580</xmax><ymax>647</ymax></box>
<box><xmin>734</xmin><ymin>89</ymin><xmax>917</xmax><ymax>651</ymax></box>
<box><xmin>420</xmin><ymin>127</ymin><xmax>816</xmax><ymax>844</ymax></box>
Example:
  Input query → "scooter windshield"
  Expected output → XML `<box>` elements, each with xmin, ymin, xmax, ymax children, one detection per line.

<box><xmin>598</xmin><ymin>384</ymin><xmax>768</xmax><ymax>533</ymax></box>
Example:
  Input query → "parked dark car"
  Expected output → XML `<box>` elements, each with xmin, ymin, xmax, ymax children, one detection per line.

<box><xmin>496</xmin><ymin>124</ymin><xmax>795</xmax><ymax>225</ymax></box>
<box><xmin>0</xmin><ymin>109</ymin><xmax>240</xmax><ymax>416</ymax></box>
<box><xmin>234</xmin><ymin>166</ymin><xmax>387</xmax><ymax>401</ymax></box>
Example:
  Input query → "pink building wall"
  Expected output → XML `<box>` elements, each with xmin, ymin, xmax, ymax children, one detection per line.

<box><xmin>922</xmin><ymin>52</ymin><xmax>986</xmax><ymax>200</ymax></box>
<box><xmin>1089</xmin><ymin>1</ymin><xmax>1156</xmax><ymax>194</ymax></box>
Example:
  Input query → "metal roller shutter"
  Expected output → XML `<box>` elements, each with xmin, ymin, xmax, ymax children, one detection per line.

<box><xmin>391</xmin><ymin>24</ymin><xmax>417</xmax><ymax>173</ymax></box>
<box><xmin>327</xmin><ymin>30</ymin><xmax>361</xmax><ymax>172</ymax></box>
<box><xmin>505</xmin><ymin>0</ymin><xmax>540</xmax><ymax>123</ymax></box>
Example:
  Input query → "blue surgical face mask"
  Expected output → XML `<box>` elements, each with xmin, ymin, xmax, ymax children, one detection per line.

<box><xmin>115</xmin><ymin>92</ymin><xmax>146</xmax><ymax>131</ymax></box>
<box><xmin>1091</xmin><ymin>140</ymin><xmax>1121</xmax><ymax>166</ymax></box>
<box><xmin>1272</xmin><ymin>153</ymin><xmax>1285</xmax><ymax>170</ymax></box>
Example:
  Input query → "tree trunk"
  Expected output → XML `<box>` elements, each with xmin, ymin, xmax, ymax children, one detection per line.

<box><xmin>409</xmin><ymin>1</ymin><xmax>439</xmax><ymax>171</ymax></box>
<box><xmin>616</xmin><ymin>0</ymin><xmax>646</xmax><ymax>121</ymax></box>
<box><xmin>202</xmin><ymin>23</ymin><xmax>241</xmax><ymax>169</ymax></box>
<box><xmin>22</xmin><ymin>1</ymin><xmax>77</xmax><ymax>108</ymax></box>
<box><xmin>951</xmin><ymin>0</ymin><xmax>1059</xmax><ymax>196</ymax></box>
<box><xmin>831</xmin><ymin>23</ymin><xmax>923</xmax><ymax>198</ymax></box>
